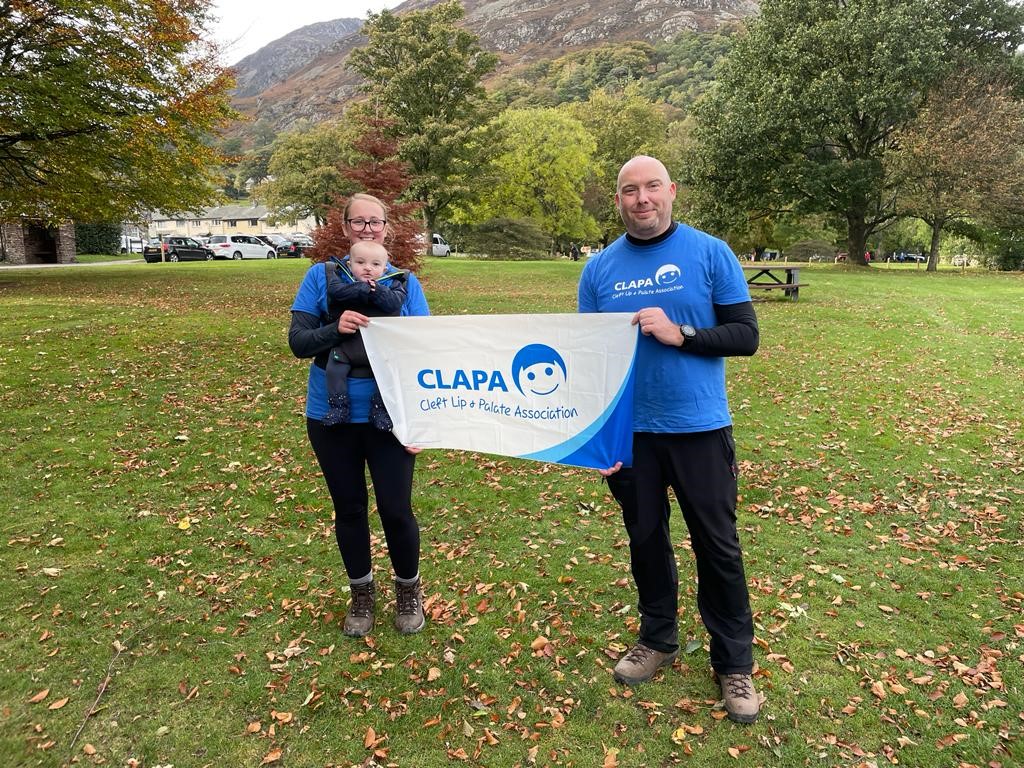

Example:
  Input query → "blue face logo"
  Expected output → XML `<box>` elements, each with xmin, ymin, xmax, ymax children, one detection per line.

<box><xmin>655</xmin><ymin>263</ymin><xmax>681</xmax><ymax>285</ymax></box>
<box><xmin>511</xmin><ymin>344</ymin><xmax>567</xmax><ymax>396</ymax></box>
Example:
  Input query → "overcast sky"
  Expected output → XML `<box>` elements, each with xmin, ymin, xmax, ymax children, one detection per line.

<box><xmin>210</xmin><ymin>0</ymin><xmax>404</xmax><ymax>63</ymax></box>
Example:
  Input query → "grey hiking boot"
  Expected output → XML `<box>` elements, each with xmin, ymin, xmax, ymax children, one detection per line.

<box><xmin>394</xmin><ymin>577</ymin><xmax>425</xmax><ymax>634</ymax></box>
<box><xmin>612</xmin><ymin>643</ymin><xmax>678</xmax><ymax>685</ymax></box>
<box><xmin>716</xmin><ymin>672</ymin><xmax>760</xmax><ymax>723</ymax></box>
<box><xmin>342</xmin><ymin>581</ymin><xmax>375</xmax><ymax>637</ymax></box>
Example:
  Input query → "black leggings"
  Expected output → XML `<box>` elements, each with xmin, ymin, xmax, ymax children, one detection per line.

<box><xmin>306</xmin><ymin>418</ymin><xmax>419</xmax><ymax>580</ymax></box>
<box><xmin>605</xmin><ymin>428</ymin><xmax>753</xmax><ymax>674</ymax></box>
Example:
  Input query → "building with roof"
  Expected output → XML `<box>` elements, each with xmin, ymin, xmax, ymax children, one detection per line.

<box><xmin>147</xmin><ymin>204</ymin><xmax>315</xmax><ymax>239</ymax></box>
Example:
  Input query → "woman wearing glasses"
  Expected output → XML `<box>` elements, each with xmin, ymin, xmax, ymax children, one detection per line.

<box><xmin>288</xmin><ymin>193</ymin><xmax>430</xmax><ymax>638</ymax></box>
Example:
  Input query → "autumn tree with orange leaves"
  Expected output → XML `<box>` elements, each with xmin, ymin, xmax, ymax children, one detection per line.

<box><xmin>310</xmin><ymin>115</ymin><xmax>424</xmax><ymax>272</ymax></box>
<box><xmin>0</xmin><ymin>0</ymin><xmax>235</xmax><ymax>223</ymax></box>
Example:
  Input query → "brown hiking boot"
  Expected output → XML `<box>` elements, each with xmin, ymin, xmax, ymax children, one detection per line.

<box><xmin>612</xmin><ymin>643</ymin><xmax>678</xmax><ymax>685</ymax></box>
<box><xmin>394</xmin><ymin>577</ymin><xmax>425</xmax><ymax>634</ymax></box>
<box><xmin>342</xmin><ymin>581</ymin><xmax>375</xmax><ymax>637</ymax></box>
<box><xmin>716</xmin><ymin>672</ymin><xmax>760</xmax><ymax>723</ymax></box>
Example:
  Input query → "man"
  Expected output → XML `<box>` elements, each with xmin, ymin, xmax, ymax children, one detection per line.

<box><xmin>577</xmin><ymin>155</ymin><xmax>761</xmax><ymax>723</ymax></box>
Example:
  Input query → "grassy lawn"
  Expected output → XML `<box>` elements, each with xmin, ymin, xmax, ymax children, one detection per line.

<box><xmin>0</xmin><ymin>259</ymin><xmax>1021</xmax><ymax>768</ymax></box>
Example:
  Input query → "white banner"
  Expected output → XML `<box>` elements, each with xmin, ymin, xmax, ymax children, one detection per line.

<box><xmin>361</xmin><ymin>313</ymin><xmax>637</xmax><ymax>469</ymax></box>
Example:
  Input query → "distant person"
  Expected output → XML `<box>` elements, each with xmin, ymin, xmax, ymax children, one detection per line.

<box><xmin>569</xmin><ymin>242</ymin><xmax>581</xmax><ymax>261</ymax></box>
<box><xmin>322</xmin><ymin>240</ymin><xmax>407</xmax><ymax>428</ymax></box>
<box><xmin>288</xmin><ymin>193</ymin><xmax>430</xmax><ymax>638</ymax></box>
<box><xmin>578</xmin><ymin>155</ymin><xmax>762</xmax><ymax>723</ymax></box>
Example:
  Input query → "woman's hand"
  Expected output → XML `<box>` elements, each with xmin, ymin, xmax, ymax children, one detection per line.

<box><xmin>598</xmin><ymin>461</ymin><xmax>623</xmax><ymax>477</ymax></box>
<box><xmin>404</xmin><ymin>445</ymin><xmax>423</xmax><ymax>455</ymax></box>
<box><xmin>337</xmin><ymin>310</ymin><xmax>370</xmax><ymax>334</ymax></box>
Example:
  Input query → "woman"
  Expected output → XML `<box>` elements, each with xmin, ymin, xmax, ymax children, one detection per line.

<box><xmin>288</xmin><ymin>193</ymin><xmax>430</xmax><ymax>637</ymax></box>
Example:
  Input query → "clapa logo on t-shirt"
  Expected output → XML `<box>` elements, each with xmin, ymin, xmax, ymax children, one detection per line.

<box><xmin>613</xmin><ymin>263</ymin><xmax>683</xmax><ymax>295</ymax></box>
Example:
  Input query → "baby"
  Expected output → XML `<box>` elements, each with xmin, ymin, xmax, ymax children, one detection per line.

<box><xmin>323</xmin><ymin>241</ymin><xmax>407</xmax><ymax>428</ymax></box>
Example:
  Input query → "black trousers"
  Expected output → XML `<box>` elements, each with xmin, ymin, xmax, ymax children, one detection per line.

<box><xmin>606</xmin><ymin>428</ymin><xmax>754</xmax><ymax>674</ymax></box>
<box><xmin>307</xmin><ymin>418</ymin><xmax>419</xmax><ymax>580</ymax></box>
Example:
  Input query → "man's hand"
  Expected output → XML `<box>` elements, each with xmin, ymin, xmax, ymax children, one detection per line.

<box><xmin>632</xmin><ymin>307</ymin><xmax>684</xmax><ymax>346</ymax></box>
<box><xmin>598</xmin><ymin>461</ymin><xmax>623</xmax><ymax>477</ymax></box>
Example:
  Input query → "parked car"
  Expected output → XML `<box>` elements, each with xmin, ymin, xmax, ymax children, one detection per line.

<box><xmin>256</xmin><ymin>233</ymin><xmax>291</xmax><ymax>251</ymax></box>
<box><xmin>206</xmin><ymin>234</ymin><xmax>277</xmax><ymax>260</ymax></box>
<box><xmin>417</xmin><ymin>232</ymin><xmax>453</xmax><ymax>256</ymax></box>
<box><xmin>143</xmin><ymin>236</ymin><xmax>214</xmax><ymax>263</ymax></box>
<box><xmin>431</xmin><ymin>233</ymin><xmax>452</xmax><ymax>257</ymax></box>
<box><xmin>277</xmin><ymin>234</ymin><xmax>314</xmax><ymax>258</ymax></box>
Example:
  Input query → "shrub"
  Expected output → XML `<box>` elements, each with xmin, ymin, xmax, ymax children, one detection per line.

<box><xmin>454</xmin><ymin>217</ymin><xmax>550</xmax><ymax>260</ymax></box>
<box><xmin>74</xmin><ymin>222</ymin><xmax>121</xmax><ymax>255</ymax></box>
<box><xmin>784</xmin><ymin>238</ymin><xmax>835</xmax><ymax>262</ymax></box>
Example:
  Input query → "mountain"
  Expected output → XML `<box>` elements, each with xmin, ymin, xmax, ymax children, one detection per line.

<box><xmin>230</xmin><ymin>18</ymin><xmax>364</xmax><ymax>99</ymax></box>
<box><xmin>228</xmin><ymin>0</ymin><xmax>759</xmax><ymax>134</ymax></box>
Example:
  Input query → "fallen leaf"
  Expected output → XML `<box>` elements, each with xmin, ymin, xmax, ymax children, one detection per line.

<box><xmin>261</xmin><ymin>748</ymin><xmax>282</xmax><ymax>764</ymax></box>
<box><xmin>48</xmin><ymin>697</ymin><xmax>69</xmax><ymax>710</ymax></box>
<box><xmin>29</xmin><ymin>689</ymin><xmax>49</xmax><ymax>703</ymax></box>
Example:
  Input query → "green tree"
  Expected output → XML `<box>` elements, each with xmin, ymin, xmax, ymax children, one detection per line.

<box><xmin>234</xmin><ymin>147</ymin><xmax>274</xmax><ymax>190</ymax></box>
<box><xmin>472</xmin><ymin>108</ymin><xmax>599</xmax><ymax>248</ymax></box>
<box><xmin>346</xmin><ymin>1</ymin><xmax>498</xmax><ymax>238</ymax></box>
<box><xmin>688</xmin><ymin>0</ymin><xmax>1024</xmax><ymax>266</ymax></box>
<box><xmin>0</xmin><ymin>0</ymin><xmax>235</xmax><ymax>222</ymax></box>
<box><xmin>892</xmin><ymin>71</ymin><xmax>1024</xmax><ymax>271</ymax></box>
<box><xmin>565</xmin><ymin>88</ymin><xmax>670</xmax><ymax>245</ymax></box>
<box><xmin>256</xmin><ymin>121</ymin><xmax>360</xmax><ymax>225</ymax></box>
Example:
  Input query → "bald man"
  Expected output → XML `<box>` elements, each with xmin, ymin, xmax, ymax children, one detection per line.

<box><xmin>578</xmin><ymin>155</ymin><xmax>761</xmax><ymax>723</ymax></box>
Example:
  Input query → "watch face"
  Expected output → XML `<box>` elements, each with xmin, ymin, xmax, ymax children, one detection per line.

<box><xmin>680</xmin><ymin>324</ymin><xmax>696</xmax><ymax>338</ymax></box>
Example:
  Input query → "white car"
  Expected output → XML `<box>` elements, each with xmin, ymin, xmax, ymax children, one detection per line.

<box><xmin>207</xmin><ymin>234</ymin><xmax>277</xmax><ymax>260</ymax></box>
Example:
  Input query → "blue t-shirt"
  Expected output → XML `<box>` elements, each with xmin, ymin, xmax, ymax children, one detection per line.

<box><xmin>578</xmin><ymin>224</ymin><xmax>749</xmax><ymax>433</ymax></box>
<box><xmin>291</xmin><ymin>261</ymin><xmax>430</xmax><ymax>421</ymax></box>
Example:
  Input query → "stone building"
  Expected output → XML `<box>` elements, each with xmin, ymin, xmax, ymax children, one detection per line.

<box><xmin>0</xmin><ymin>220</ymin><xmax>76</xmax><ymax>265</ymax></box>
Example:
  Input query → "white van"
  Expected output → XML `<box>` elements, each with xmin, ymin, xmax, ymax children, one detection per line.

<box><xmin>120</xmin><ymin>235</ymin><xmax>144</xmax><ymax>253</ymax></box>
<box><xmin>431</xmin><ymin>234</ymin><xmax>451</xmax><ymax>257</ymax></box>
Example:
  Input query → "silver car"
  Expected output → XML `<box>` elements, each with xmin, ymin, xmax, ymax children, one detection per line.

<box><xmin>207</xmin><ymin>234</ymin><xmax>277</xmax><ymax>260</ymax></box>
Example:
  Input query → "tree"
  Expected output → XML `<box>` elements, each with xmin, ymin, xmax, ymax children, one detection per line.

<box><xmin>257</xmin><ymin>122</ymin><xmax>360</xmax><ymax>226</ymax></box>
<box><xmin>688</xmin><ymin>0</ymin><xmax>1024</xmax><ymax>266</ymax></box>
<box><xmin>565</xmin><ymin>88</ymin><xmax>670</xmax><ymax>245</ymax></box>
<box><xmin>0</xmin><ymin>0</ymin><xmax>235</xmax><ymax>222</ymax></box>
<box><xmin>892</xmin><ymin>71</ymin><xmax>1024</xmax><ymax>271</ymax></box>
<box><xmin>471</xmin><ymin>108</ymin><xmax>599</xmax><ymax>248</ymax></box>
<box><xmin>346</xmin><ymin>1</ymin><xmax>498</xmax><ymax>239</ymax></box>
<box><xmin>311</xmin><ymin>116</ymin><xmax>424</xmax><ymax>272</ymax></box>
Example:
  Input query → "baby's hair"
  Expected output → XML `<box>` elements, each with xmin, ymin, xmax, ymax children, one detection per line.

<box><xmin>349</xmin><ymin>241</ymin><xmax>389</xmax><ymax>260</ymax></box>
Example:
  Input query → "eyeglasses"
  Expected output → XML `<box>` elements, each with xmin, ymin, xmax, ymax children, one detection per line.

<box><xmin>345</xmin><ymin>218</ymin><xmax>387</xmax><ymax>232</ymax></box>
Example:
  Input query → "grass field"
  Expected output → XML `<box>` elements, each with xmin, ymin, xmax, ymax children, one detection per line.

<box><xmin>1</xmin><ymin>259</ymin><xmax>1022</xmax><ymax>768</ymax></box>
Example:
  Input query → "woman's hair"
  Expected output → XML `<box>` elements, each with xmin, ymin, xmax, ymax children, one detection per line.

<box><xmin>343</xmin><ymin>193</ymin><xmax>389</xmax><ymax>221</ymax></box>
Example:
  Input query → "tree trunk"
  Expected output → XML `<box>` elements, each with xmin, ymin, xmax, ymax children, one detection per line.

<box><xmin>847</xmin><ymin>214</ymin><xmax>869</xmax><ymax>266</ymax></box>
<box><xmin>926</xmin><ymin>219</ymin><xmax>942</xmax><ymax>272</ymax></box>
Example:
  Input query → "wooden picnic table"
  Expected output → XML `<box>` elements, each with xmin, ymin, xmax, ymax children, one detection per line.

<box><xmin>742</xmin><ymin>264</ymin><xmax>803</xmax><ymax>301</ymax></box>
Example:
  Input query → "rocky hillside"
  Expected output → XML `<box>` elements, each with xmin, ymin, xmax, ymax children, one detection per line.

<box><xmin>230</xmin><ymin>18</ymin><xmax>364</xmax><ymax>99</ymax></box>
<box><xmin>229</xmin><ymin>0</ymin><xmax>758</xmax><ymax>133</ymax></box>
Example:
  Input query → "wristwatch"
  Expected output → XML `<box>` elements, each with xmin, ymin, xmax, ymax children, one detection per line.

<box><xmin>679</xmin><ymin>324</ymin><xmax>696</xmax><ymax>346</ymax></box>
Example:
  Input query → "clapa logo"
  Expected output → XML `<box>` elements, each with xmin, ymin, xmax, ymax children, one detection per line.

<box><xmin>511</xmin><ymin>344</ymin><xmax>567</xmax><ymax>396</ymax></box>
<box><xmin>655</xmin><ymin>263</ymin><xmax>681</xmax><ymax>285</ymax></box>
<box><xmin>614</xmin><ymin>263</ymin><xmax>682</xmax><ymax>291</ymax></box>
